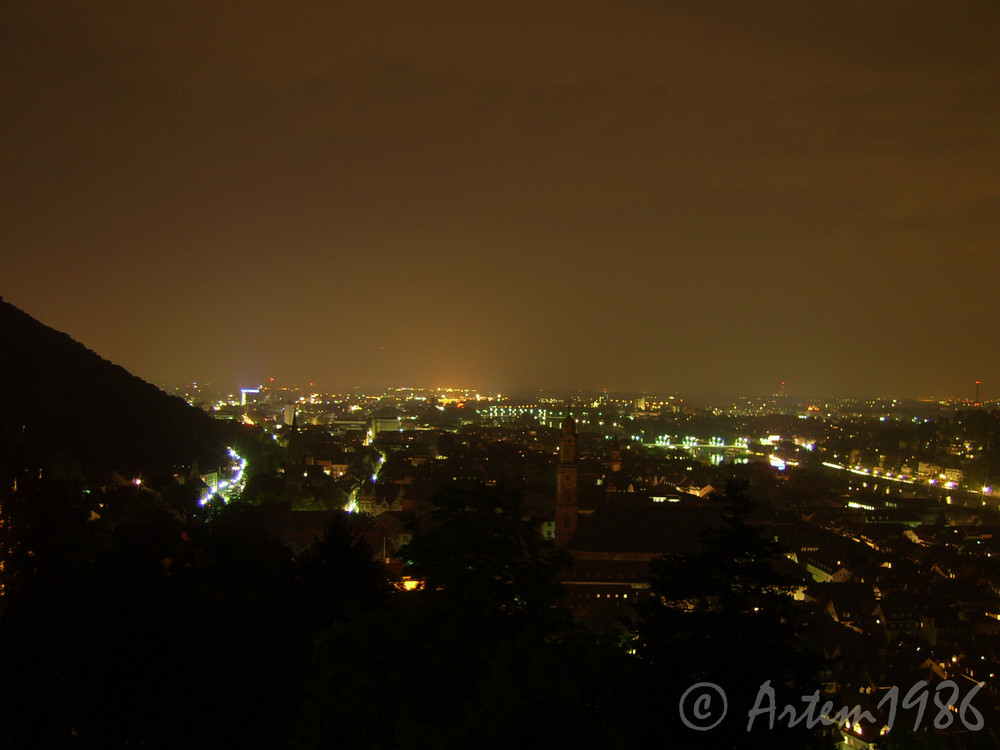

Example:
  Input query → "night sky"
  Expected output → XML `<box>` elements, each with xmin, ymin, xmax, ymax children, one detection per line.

<box><xmin>4</xmin><ymin>1</ymin><xmax>999</xmax><ymax>399</ymax></box>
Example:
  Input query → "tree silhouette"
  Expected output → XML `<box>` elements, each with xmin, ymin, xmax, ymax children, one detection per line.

<box><xmin>399</xmin><ymin>484</ymin><xmax>571</xmax><ymax>625</ymax></box>
<box><xmin>295</xmin><ymin>484</ymin><xmax>631</xmax><ymax>750</ymax></box>
<box><xmin>632</xmin><ymin>481</ymin><xmax>833</xmax><ymax>748</ymax></box>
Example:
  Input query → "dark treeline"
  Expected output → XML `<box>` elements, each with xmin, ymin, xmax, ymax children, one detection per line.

<box><xmin>0</xmin><ymin>475</ymin><xmax>843</xmax><ymax>749</ymax></box>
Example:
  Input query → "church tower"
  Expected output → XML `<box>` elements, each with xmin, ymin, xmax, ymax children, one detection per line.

<box><xmin>555</xmin><ymin>415</ymin><xmax>579</xmax><ymax>546</ymax></box>
<box><xmin>608</xmin><ymin>437</ymin><xmax>622</xmax><ymax>473</ymax></box>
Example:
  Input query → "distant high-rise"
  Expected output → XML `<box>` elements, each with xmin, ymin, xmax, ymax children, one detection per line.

<box><xmin>555</xmin><ymin>416</ymin><xmax>579</xmax><ymax>546</ymax></box>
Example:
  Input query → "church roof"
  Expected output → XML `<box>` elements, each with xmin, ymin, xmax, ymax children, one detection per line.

<box><xmin>568</xmin><ymin>503</ymin><xmax>722</xmax><ymax>556</ymax></box>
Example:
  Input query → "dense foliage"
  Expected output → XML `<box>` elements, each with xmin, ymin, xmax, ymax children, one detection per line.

<box><xmin>0</xmin><ymin>477</ymin><xmax>841</xmax><ymax>749</ymax></box>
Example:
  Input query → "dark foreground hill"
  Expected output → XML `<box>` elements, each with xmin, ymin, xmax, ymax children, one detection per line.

<box><xmin>0</xmin><ymin>296</ymin><xmax>228</xmax><ymax>483</ymax></box>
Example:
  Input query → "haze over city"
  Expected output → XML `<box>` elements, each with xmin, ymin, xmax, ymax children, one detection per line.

<box><xmin>4</xmin><ymin>2</ymin><xmax>998</xmax><ymax>398</ymax></box>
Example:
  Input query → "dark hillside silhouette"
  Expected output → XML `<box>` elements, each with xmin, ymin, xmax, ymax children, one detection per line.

<box><xmin>0</xmin><ymin>297</ymin><xmax>228</xmax><ymax>482</ymax></box>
